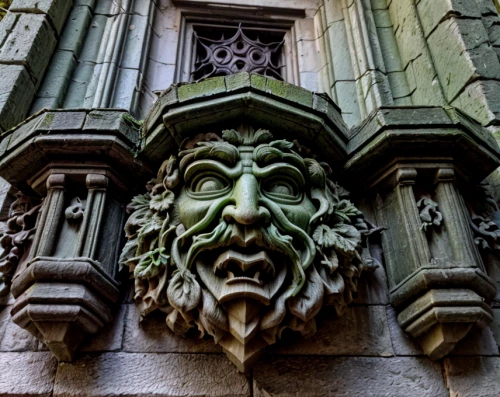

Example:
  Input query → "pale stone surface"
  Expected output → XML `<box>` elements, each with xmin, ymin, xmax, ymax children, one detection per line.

<box><xmin>389</xmin><ymin>0</ymin><xmax>446</xmax><ymax>106</ymax></box>
<box><xmin>80</xmin><ymin>305</ymin><xmax>126</xmax><ymax>352</ymax></box>
<box><xmin>274</xmin><ymin>306</ymin><xmax>393</xmax><ymax>356</ymax></box>
<box><xmin>386</xmin><ymin>305</ymin><xmax>424</xmax><ymax>356</ymax></box>
<box><xmin>0</xmin><ymin>352</ymin><xmax>57</xmax><ymax>396</ymax></box>
<box><xmin>0</xmin><ymin>64</ymin><xmax>35</xmax><ymax>132</ymax></box>
<box><xmin>123</xmin><ymin>304</ymin><xmax>221</xmax><ymax>353</ymax></box>
<box><xmin>451</xmin><ymin>325</ymin><xmax>499</xmax><ymax>356</ymax></box>
<box><xmin>10</xmin><ymin>0</ymin><xmax>73</xmax><ymax>35</ymax></box>
<box><xmin>0</xmin><ymin>13</ymin><xmax>57</xmax><ymax>87</ymax></box>
<box><xmin>0</xmin><ymin>305</ymin><xmax>40</xmax><ymax>351</ymax></box>
<box><xmin>254</xmin><ymin>356</ymin><xmax>448</xmax><ymax>397</ymax></box>
<box><xmin>427</xmin><ymin>18</ymin><xmax>500</xmax><ymax>102</ymax></box>
<box><xmin>58</xmin><ymin>5</ymin><xmax>93</xmax><ymax>55</ymax></box>
<box><xmin>417</xmin><ymin>0</ymin><xmax>481</xmax><ymax>37</ymax></box>
<box><xmin>54</xmin><ymin>353</ymin><xmax>250</xmax><ymax>397</ymax></box>
<box><xmin>445</xmin><ymin>357</ymin><xmax>500</xmax><ymax>397</ymax></box>
<box><xmin>452</xmin><ymin>80</ymin><xmax>500</xmax><ymax>126</ymax></box>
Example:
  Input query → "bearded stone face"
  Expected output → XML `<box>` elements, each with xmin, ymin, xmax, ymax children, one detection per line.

<box><xmin>120</xmin><ymin>126</ymin><xmax>377</xmax><ymax>371</ymax></box>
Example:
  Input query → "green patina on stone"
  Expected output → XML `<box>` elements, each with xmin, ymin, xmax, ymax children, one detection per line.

<box><xmin>177</xmin><ymin>76</ymin><xmax>226</xmax><ymax>102</ymax></box>
<box><xmin>266</xmin><ymin>78</ymin><xmax>313</xmax><ymax>108</ymax></box>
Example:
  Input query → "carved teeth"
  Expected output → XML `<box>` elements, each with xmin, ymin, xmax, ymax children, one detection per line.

<box><xmin>227</xmin><ymin>271</ymin><xmax>235</xmax><ymax>280</ymax></box>
<box><xmin>214</xmin><ymin>250</ymin><xmax>275</xmax><ymax>277</ymax></box>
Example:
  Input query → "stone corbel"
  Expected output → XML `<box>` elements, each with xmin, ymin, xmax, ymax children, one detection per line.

<box><xmin>377</xmin><ymin>167</ymin><xmax>496</xmax><ymax>359</ymax></box>
<box><xmin>10</xmin><ymin>171</ymin><xmax>121</xmax><ymax>361</ymax></box>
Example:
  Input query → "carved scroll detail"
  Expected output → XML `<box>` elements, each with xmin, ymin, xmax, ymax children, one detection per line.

<box><xmin>417</xmin><ymin>197</ymin><xmax>442</xmax><ymax>232</ymax></box>
<box><xmin>0</xmin><ymin>192</ymin><xmax>41</xmax><ymax>295</ymax></box>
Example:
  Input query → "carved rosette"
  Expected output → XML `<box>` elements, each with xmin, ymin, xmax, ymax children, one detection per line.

<box><xmin>120</xmin><ymin>126</ymin><xmax>377</xmax><ymax>371</ymax></box>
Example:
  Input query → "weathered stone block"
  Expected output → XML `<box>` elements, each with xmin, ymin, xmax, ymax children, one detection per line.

<box><xmin>58</xmin><ymin>5</ymin><xmax>93</xmax><ymax>55</ymax></box>
<box><xmin>451</xmin><ymin>325</ymin><xmax>499</xmax><ymax>356</ymax></box>
<box><xmin>427</xmin><ymin>18</ymin><xmax>500</xmax><ymax>102</ymax></box>
<box><xmin>81</xmin><ymin>305</ymin><xmax>126</xmax><ymax>352</ymax></box>
<box><xmin>0</xmin><ymin>13</ymin><xmax>57</xmax><ymax>87</ymax></box>
<box><xmin>254</xmin><ymin>356</ymin><xmax>448</xmax><ymax>397</ymax></box>
<box><xmin>274</xmin><ymin>306</ymin><xmax>393</xmax><ymax>356</ymax></box>
<box><xmin>417</xmin><ymin>0</ymin><xmax>482</xmax><ymax>37</ymax></box>
<box><xmin>83</xmin><ymin>110</ymin><xmax>138</xmax><ymax>145</ymax></box>
<box><xmin>444</xmin><ymin>357</ymin><xmax>500</xmax><ymax>397</ymax></box>
<box><xmin>452</xmin><ymin>80</ymin><xmax>500</xmax><ymax>126</ymax></box>
<box><xmin>10</xmin><ymin>0</ymin><xmax>73</xmax><ymax>35</ymax></box>
<box><xmin>0</xmin><ymin>352</ymin><xmax>57</xmax><ymax>396</ymax></box>
<box><xmin>491</xmin><ymin>308</ymin><xmax>500</xmax><ymax>348</ymax></box>
<box><xmin>386</xmin><ymin>305</ymin><xmax>424</xmax><ymax>356</ymax></box>
<box><xmin>0</xmin><ymin>305</ymin><xmax>40</xmax><ymax>351</ymax></box>
<box><xmin>123</xmin><ymin>304</ymin><xmax>221</xmax><ymax>353</ymax></box>
<box><xmin>36</xmin><ymin>51</ymin><xmax>77</xmax><ymax>101</ymax></box>
<box><xmin>177</xmin><ymin>76</ymin><xmax>226</xmax><ymax>102</ymax></box>
<box><xmin>0</xmin><ymin>64</ymin><xmax>35</xmax><ymax>131</ymax></box>
<box><xmin>53</xmin><ymin>353</ymin><xmax>250</xmax><ymax>397</ymax></box>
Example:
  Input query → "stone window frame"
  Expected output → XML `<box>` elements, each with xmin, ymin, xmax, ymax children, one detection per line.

<box><xmin>173</xmin><ymin>7</ymin><xmax>303</xmax><ymax>85</ymax></box>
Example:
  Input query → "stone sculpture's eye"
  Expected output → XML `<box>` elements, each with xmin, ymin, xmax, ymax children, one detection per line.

<box><xmin>189</xmin><ymin>173</ymin><xmax>230</xmax><ymax>196</ymax></box>
<box><xmin>261</xmin><ymin>176</ymin><xmax>301</xmax><ymax>203</ymax></box>
<box><xmin>196</xmin><ymin>177</ymin><xmax>226</xmax><ymax>192</ymax></box>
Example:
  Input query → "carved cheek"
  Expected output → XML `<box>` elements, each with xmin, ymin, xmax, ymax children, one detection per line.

<box><xmin>278</xmin><ymin>197</ymin><xmax>317</xmax><ymax>231</ymax></box>
<box><xmin>176</xmin><ymin>189</ymin><xmax>218</xmax><ymax>229</ymax></box>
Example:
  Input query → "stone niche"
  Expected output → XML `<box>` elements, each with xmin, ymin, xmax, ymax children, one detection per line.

<box><xmin>0</xmin><ymin>73</ymin><xmax>498</xmax><ymax>371</ymax></box>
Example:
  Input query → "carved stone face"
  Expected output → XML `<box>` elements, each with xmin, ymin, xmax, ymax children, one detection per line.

<box><xmin>176</xmin><ymin>145</ymin><xmax>317</xmax><ymax>307</ymax></box>
<box><xmin>120</xmin><ymin>126</ymin><xmax>376</xmax><ymax>371</ymax></box>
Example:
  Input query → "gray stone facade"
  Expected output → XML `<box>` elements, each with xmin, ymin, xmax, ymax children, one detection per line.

<box><xmin>1</xmin><ymin>0</ymin><xmax>500</xmax><ymax>396</ymax></box>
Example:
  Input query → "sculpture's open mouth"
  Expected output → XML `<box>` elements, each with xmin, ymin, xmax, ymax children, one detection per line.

<box><xmin>214</xmin><ymin>250</ymin><xmax>275</xmax><ymax>286</ymax></box>
<box><xmin>196</xmin><ymin>246</ymin><xmax>287</xmax><ymax>305</ymax></box>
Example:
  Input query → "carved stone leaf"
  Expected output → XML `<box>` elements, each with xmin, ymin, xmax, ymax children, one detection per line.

<box><xmin>221</xmin><ymin>129</ymin><xmax>241</xmax><ymax>145</ymax></box>
<box><xmin>288</xmin><ymin>265</ymin><xmax>324</xmax><ymax>322</ymax></box>
<box><xmin>317</xmin><ymin>263</ymin><xmax>345</xmax><ymax>295</ymax></box>
<box><xmin>304</xmin><ymin>158</ymin><xmax>326</xmax><ymax>187</ymax></box>
<box><xmin>167</xmin><ymin>270</ymin><xmax>202</xmax><ymax>313</ymax></box>
<box><xmin>125</xmin><ymin>207</ymin><xmax>152</xmax><ymax>238</ymax></box>
<box><xmin>195</xmin><ymin>142</ymin><xmax>238</xmax><ymax>164</ymax></box>
<box><xmin>134</xmin><ymin>247</ymin><xmax>169</xmax><ymax>279</ymax></box>
<box><xmin>127</xmin><ymin>193</ymin><xmax>151</xmax><ymax>212</ymax></box>
<box><xmin>150</xmin><ymin>191</ymin><xmax>175</xmax><ymax>212</ymax></box>
<box><xmin>269</xmin><ymin>139</ymin><xmax>293</xmax><ymax>150</ymax></box>
<box><xmin>253</xmin><ymin>145</ymin><xmax>284</xmax><ymax>163</ymax></box>
<box><xmin>334</xmin><ymin>200</ymin><xmax>359</xmax><ymax>223</ymax></box>
<box><xmin>254</xmin><ymin>129</ymin><xmax>274</xmax><ymax>144</ymax></box>
<box><xmin>313</xmin><ymin>224</ymin><xmax>361</xmax><ymax>257</ymax></box>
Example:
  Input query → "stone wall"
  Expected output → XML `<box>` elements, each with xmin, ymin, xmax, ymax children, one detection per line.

<box><xmin>0</xmin><ymin>266</ymin><xmax>498</xmax><ymax>396</ymax></box>
<box><xmin>0</xmin><ymin>0</ymin><xmax>500</xmax><ymax>396</ymax></box>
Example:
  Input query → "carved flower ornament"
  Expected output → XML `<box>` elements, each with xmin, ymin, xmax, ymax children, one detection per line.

<box><xmin>120</xmin><ymin>126</ymin><xmax>378</xmax><ymax>371</ymax></box>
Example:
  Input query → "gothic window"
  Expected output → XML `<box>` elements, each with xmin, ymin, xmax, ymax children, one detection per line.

<box><xmin>191</xmin><ymin>24</ymin><xmax>285</xmax><ymax>81</ymax></box>
<box><xmin>175</xmin><ymin>17</ymin><xmax>299</xmax><ymax>85</ymax></box>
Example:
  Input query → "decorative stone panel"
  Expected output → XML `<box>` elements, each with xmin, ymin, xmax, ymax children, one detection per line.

<box><xmin>0</xmin><ymin>109</ymin><xmax>152</xmax><ymax>361</ymax></box>
<box><xmin>344</xmin><ymin>106</ymin><xmax>500</xmax><ymax>359</ymax></box>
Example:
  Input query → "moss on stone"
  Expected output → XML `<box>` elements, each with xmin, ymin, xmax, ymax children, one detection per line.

<box><xmin>177</xmin><ymin>77</ymin><xmax>226</xmax><ymax>102</ymax></box>
<box><xmin>0</xmin><ymin>0</ymin><xmax>12</xmax><ymax>21</ymax></box>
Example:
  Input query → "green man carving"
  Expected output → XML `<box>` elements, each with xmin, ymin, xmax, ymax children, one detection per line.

<box><xmin>120</xmin><ymin>126</ymin><xmax>377</xmax><ymax>371</ymax></box>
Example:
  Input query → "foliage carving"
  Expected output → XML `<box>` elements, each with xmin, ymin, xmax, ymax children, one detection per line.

<box><xmin>119</xmin><ymin>126</ymin><xmax>379</xmax><ymax>370</ymax></box>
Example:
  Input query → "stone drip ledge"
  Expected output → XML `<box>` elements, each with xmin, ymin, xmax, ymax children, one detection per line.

<box><xmin>0</xmin><ymin>108</ymin><xmax>152</xmax><ymax>190</ymax></box>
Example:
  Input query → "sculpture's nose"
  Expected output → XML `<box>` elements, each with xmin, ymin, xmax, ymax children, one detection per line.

<box><xmin>222</xmin><ymin>174</ymin><xmax>270</xmax><ymax>225</ymax></box>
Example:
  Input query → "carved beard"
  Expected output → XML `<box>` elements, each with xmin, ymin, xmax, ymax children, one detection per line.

<box><xmin>168</xmin><ymin>207</ymin><xmax>318</xmax><ymax>351</ymax></box>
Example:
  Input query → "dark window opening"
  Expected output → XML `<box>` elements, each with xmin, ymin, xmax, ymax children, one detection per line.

<box><xmin>191</xmin><ymin>24</ymin><xmax>286</xmax><ymax>82</ymax></box>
